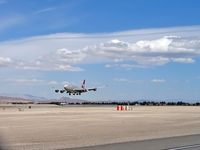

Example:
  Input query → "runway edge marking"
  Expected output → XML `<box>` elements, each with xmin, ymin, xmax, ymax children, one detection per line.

<box><xmin>165</xmin><ymin>144</ymin><xmax>200</xmax><ymax>150</ymax></box>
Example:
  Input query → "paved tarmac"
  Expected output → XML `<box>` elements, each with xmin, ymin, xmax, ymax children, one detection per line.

<box><xmin>65</xmin><ymin>134</ymin><xmax>200</xmax><ymax>150</ymax></box>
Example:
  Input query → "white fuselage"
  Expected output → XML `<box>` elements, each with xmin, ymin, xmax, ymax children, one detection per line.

<box><xmin>64</xmin><ymin>84</ymin><xmax>85</xmax><ymax>93</ymax></box>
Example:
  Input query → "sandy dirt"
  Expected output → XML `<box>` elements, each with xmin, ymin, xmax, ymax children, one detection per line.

<box><xmin>0</xmin><ymin>104</ymin><xmax>200</xmax><ymax>150</ymax></box>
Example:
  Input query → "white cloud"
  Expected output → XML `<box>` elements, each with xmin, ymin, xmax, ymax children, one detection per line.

<box><xmin>16</xmin><ymin>62</ymin><xmax>83</xmax><ymax>72</ymax></box>
<box><xmin>171</xmin><ymin>58</ymin><xmax>195</xmax><ymax>63</ymax></box>
<box><xmin>5</xmin><ymin>78</ymin><xmax>44</xmax><ymax>84</ymax></box>
<box><xmin>113</xmin><ymin>77</ymin><xmax>143</xmax><ymax>83</ymax></box>
<box><xmin>48</xmin><ymin>80</ymin><xmax>58</xmax><ymax>85</ymax></box>
<box><xmin>114</xmin><ymin>77</ymin><xmax>166</xmax><ymax>84</ymax></box>
<box><xmin>87</xmin><ymin>35</ymin><xmax>200</xmax><ymax>67</ymax></box>
<box><xmin>105</xmin><ymin>63</ymin><xmax>147</xmax><ymax>70</ymax></box>
<box><xmin>54</xmin><ymin>65</ymin><xmax>83</xmax><ymax>72</ymax></box>
<box><xmin>14</xmin><ymin>56</ymin><xmax>83</xmax><ymax>72</ymax></box>
<box><xmin>55</xmin><ymin>48</ymin><xmax>86</xmax><ymax>64</ymax></box>
<box><xmin>3</xmin><ymin>78</ymin><xmax>63</xmax><ymax>85</ymax></box>
<box><xmin>0</xmin><ymin>57</ymin><xmax>12</xmax><ymax>66</ymax></box>
<box><xmin>135</xmin><ymin>36</ymin><xmax>173</xmax><ymax>51</ymax></box>
<box><xmin>33</xmin><ymin>7</ymin><xmax>57</xmax><ymax>15</ymax></box>
<box><xmin>113</xmin><ymin>78</ymin><xmax>129</xmax><ymax>82</ymax></box>
<box><xmin>0</xmin><ymin>25</ymin><xmax>200</xmax><ymax>71</ymax></box>
<box><xmin>151</xmin><ymin>79</ymin><xmax>166</xmax><ymax>83</ymax></box>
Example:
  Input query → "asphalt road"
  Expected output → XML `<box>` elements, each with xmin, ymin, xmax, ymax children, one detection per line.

<box><xmin>64</xmin><ymin>134</ymin><xmax>200</xmax><ymax>150</ymax></box>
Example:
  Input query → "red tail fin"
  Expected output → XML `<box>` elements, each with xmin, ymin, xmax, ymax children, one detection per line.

<box><xmin>81</xmin><ymin>80</ymin><xmax>86</xmax><ymax>89</ymax></box>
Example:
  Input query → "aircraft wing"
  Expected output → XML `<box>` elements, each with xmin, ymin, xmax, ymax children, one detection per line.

<box><xmin>87</xmin><ymin>88</ymin><xmax>97</xmax><ymax>91</ymax></box>
<box><xmin>73</xmin><ymin>88</ymin><xmax>86</xmax><ymax>93</ymax></box>
<box><xmin>73</xmin><ymin>88</ymin><xmax>97</xmax><ymax>92</ymax></box>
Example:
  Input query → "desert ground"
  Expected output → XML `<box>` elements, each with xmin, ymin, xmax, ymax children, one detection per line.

<box><xmin>0</xmin><ymin>104</ymin><xmax>200</xmax><ymax>150</ymax></box>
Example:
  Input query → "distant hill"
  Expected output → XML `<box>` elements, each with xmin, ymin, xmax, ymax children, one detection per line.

<box><xmin>0</xmin><ymin>93</ymin><xmax>47</xmax><ymax>101</ymax></box>
<box><xmin>38</xmin><ymin>97</ymin><xmax>88</xmax><ymax>104</ymax></box>
<box><xmin>0</xmin><ymin>96</ymin><xmax>33</xmax><ymax>104</ymax></box>
<box><xmin>0</xmin><ymin>93</ymin><xmax>88</xmax><ymax>104</ymax></box>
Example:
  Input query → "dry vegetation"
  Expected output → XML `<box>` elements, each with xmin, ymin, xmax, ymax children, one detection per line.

<box><xmin>0</xmin><ymin>104</ymin><xmax>200</xmax><ymax>150</ymax></box>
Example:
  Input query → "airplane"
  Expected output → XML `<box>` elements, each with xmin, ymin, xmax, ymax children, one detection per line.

<box><xmin>55</xmin><ymin>80</ymin><xmax>97</xmax><ymax>95</ymax></box>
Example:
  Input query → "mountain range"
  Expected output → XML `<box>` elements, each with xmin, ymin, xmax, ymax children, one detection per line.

<box><xmin>0</xmin><ymin>93</ymin><xmax>88</xmax><ymax>104</ymax></box>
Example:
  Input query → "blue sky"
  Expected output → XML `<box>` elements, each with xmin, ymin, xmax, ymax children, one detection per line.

<box><xmin>0</xmin><ymin>0</ymin><xmax>200</xmax><ymax>101</ymax></box>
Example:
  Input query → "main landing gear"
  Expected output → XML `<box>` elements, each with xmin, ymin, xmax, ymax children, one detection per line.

<box><xmin>69</xmin><ymin>93</ymin><xmax>81</xmax><ymax>95</ymax></box>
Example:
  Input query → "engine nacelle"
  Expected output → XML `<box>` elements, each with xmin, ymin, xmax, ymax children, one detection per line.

<box><xmin>60</xmin><ymin>90</ymin><xmax>65</xmax><ymax>93</ymax></box>
<box><xmin>55</xmin><ymin>90</ymin><xmax>59</xmax><ymax>93</ymax></box>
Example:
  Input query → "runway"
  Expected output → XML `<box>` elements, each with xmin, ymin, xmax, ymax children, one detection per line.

<box><xmin>1</xmin><ymin>105</ymin><xmax>200</xmax><ymax>149</ymax></box>
<box><xmin>65</xmin><ymin>134</ymin><xmax>200</xmax><ymax>150</ymax></box>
